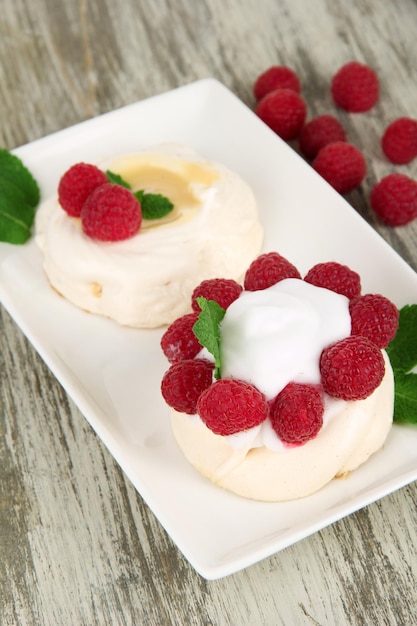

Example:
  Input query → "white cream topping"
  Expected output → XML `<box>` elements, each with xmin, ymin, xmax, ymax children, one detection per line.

<box><xmin>35</xmin><ymin>143</ymin><xmax>263</xmax><ymax>328</ymax></box>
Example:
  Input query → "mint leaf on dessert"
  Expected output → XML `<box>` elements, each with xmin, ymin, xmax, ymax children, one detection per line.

<box><xmin>192</xmin><ymin>297</ymin><xmax>226</xmax><ymax>380</ymax></box>
<box><xmin>386</xmin><ymin>304</ymin><xmax>417</xmax><ymax>372</ymax></box>
<box><xmin>105</xmin><ymin>170</ymin><xmax>132</xmax><ymax>189</ymax></box>
<box><xmin>391</xmin><ymin>370</ymin><xmax>417</xmax><ymax>424</ymax></box>
<box><xmin>0</xmin><ymin>148</ymin><xmax>40</xmax><ymax>207</ymax></box>
<box><xmin>135</xmin><ymin>189</ymin><xmax>174</xmax><ymax>220</ymax></box>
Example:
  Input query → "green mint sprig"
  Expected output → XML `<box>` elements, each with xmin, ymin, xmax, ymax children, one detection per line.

<box><xmin>192</xmin><ymin>297</ymin><xmax>226</xmax><ymax>380</ymax></box>
<box><xmin>106</xmin><ymin>169</ymin><xmax>174</xmax><ymax>220</ymax></box>
<box><xmin>0</xmin><ymin>149</ymin><xmax>40</xmax><ymax>244</ymax></box>
<box><xmin>386</xmin><ymin>304</ymin><xmax>417</xmax><ymax>424</ymax></box>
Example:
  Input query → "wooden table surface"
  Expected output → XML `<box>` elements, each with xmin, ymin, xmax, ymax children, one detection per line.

<box><xmin>1</xmin><ymin>0</ymin><xmax>417</xmax><ymax>624</ymax></box>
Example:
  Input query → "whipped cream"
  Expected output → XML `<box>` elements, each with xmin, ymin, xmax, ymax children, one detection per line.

<box><xmin>35</xmin><ymin>143</ymin><xmax>263</xmax><ymax>327</ymax></box>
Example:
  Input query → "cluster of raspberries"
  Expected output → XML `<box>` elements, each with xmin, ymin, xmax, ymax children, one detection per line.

<box><xmin>58</xmin><ymin>162</ymin><xmax>142</xmax><ymax>241</ymax></box>
<box><xmin>160</xmin><ymin>252</ymin><xmax>399</xmax><ymax>446</ymax></box>
<box><xmin>253</xmin><ymin>62</ymin><xmax>417</xmax><ymax>227</ymax></box>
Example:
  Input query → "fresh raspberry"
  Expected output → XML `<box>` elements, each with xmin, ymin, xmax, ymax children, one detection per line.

<box><xmin>161</xmin><ymin>359</ymin><xmax>214</xmax><ymax>415</ymax></box>
<box><xmin>304</xmin><ymin>262</ymin><xmax>361</xmax><ymax>300</ymax></box>
<box><xmin>255</xmin><ymin>89</ymin><xmax>307</xmax><ymax>140</ymax></box>
<box><xmin>191</xmin><ymin>278</ymin><xmax>243</xmax><ymax>312</ymax></box>
<box><xmin>331</xmin><ymin>61</ymin><xmax>379</xmax><ymax>112</ymax></box>
<box><xmin>160</xmin><ymin>312</ymin><xmax>201</xmax><ymax>363</ymax></box>
<box><xmin>269</xmin><ymin>383</ymin><xmax>324</xmax><ymax>445</ymax></box>
<box><xmin>349</xmin><ymin>294</ymin><xmax>399</xmax><ymax>349</ymax></box>
<box><xmin>58</xmin><ymin>162</ymin><xmax>108</xmax><ymax>217</ymax></box>
<box><xmin>253</xmin><ymin>66</ymin><xmax>301</xmax><ymax>101</ymax></box>
<box><xmin>299</xmin><ymin>115</ymin><xmax>347</xmax><ymax>160</ymax></box>
<box><xmin>382</xmin><ymin>117</ymin><xmax>417</xmax><ymax>165</ymax></box>
<box><xmin>320</xmin><ymin>335</ymin><xmax>385</xmax><ymax>401</ymax></box>
<box><xmin>81</xmin><ymin>183</ymin><xmax>142</xmax><ymax>241</ymax></box>
<box><xmin>370</xmin><ymin>173</ymin><xmax>417</xmax><ymax>226</ymax></box>
<box><xmin>312</xmin><ymin>142</ymin><xmax>366</xmax><ymax>194</ymax></box>
<box><xmin>244</xmin><ymin>252</ymin><xmax>301</xmax><ymax>291</ymax></box>
<box><xmin>197</xmin><ymin>379</ymin><xmax>269</xmax><ymax>436</ymax></box>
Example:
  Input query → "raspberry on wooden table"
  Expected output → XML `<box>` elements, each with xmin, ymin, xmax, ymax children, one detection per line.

<box><xmin>381</xmin><ymin>117</ymin><xmax>417</xmax><ymax>165</ymax></box>
<box><xmin>160</xmin><ymin>312</ymin><xmax>202</xmax><ymax>363</ymax></box>
<box><xmin>191</xmin><ymin>278</ymin><xmax>243</xmax><ymax>312</ymax></box>
<box><xmin>255</xmin><ymin>88</ymin><xmax>307</xmax><ymax>140</ymax></box>
<box><xmin>312</xmin><ymin>142</ymin><xmax>366</xmax><ymax>194</ymax></box>
<box><xmin>349</xmin><ymin>294</ymin><xmax>399</xmax><ymax>349</ymax></box>
<box><xmin>304</xmin><ymin>261</ymin><xmax>361</xmax><ymax>300</ymax></box>
<box><xmin>161</xmin><ymin>359</ymin><xmax>214</xmax><ymax>415</ymax></box>
<box><xmin>299</xmin><ymin>115</ymin><xmax>347</xmax><ymax>160</ymax></box>
<box><xmin>269</xmin><ymin>382</ymin><xmax>324</xmax><ymax>445</ymax></box>
<box><xmin>253</xmin><ymin>65</ymin><xmax>301</xmax><ymax>101</ymax></box>
<box><xmin>81</xmin><ymin>183</ymin><xmax>142</xmax><ymax>241</ymax></box>
<box><xmin>370</xmin><ymin>173</ymin><xmax>417</xmax><ymax>226</ymax></box>
<box><xmin>58</xmin><ymin>162</ymin><xmax>108</xmax><ymax>217</ymax></box>
<box><xmin>244</xmin><ymin>252</ymin><xmax>301</xmax><ymax>291</ymax></box>
<box><xmin>331</xmin><ymin>61</ymin><xmax>379</xmax><ymax>112</ymax></box>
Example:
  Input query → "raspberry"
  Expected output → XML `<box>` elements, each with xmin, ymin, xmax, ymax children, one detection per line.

<box><xmin>349</xmin><ymin>294</ymin><xmax>399</xmax><ymax>349</ymax></box>
<box><xmin>370</xmin><ymin>173</ymin><xmax>417</xmax><ymax>226</ymax></box>
<box><xmin>331</xmin><ymin>61</ymin><xmax>379</xmax><ymax>113</ymax></box>
<box><xmin>58</xmin><ymin>162</ymin><xmax>108</xmax><ymax>217</ymax></box>
<box><xmin>269</xmin><ymin>383</ymin><xmax>324</xmax><ymax>445</ymax></box>
<box><xmin>255</xmin><ymin>89</ymin><xmax>307</xmax><ymax>140</ymax></box>
<box><xmin>312</xmin><ymin>142</ymin><xmax>366</xmax><ymax>194</ymax></box>
<box><xmin>191</xmin><ymin>278</ymin><xmax>243</xmax><ymax>312</ymax></box>
<box><xmin>81</xmin><ymin>183</ymin><xmax>142</xmax><ymax>241</ymax></box>
<box><xmin>244</xmin><ymin>252</ymin><xmax>301</xmax><ymax>291</ymax></box>
<box><xmin>382</xmin><ymin>117</ymin><xmax>417</xmax><ymax>165</ymax></box>
<box><xmin>161</xmin><ymin>359</ymin><xmax>214</xmax><ymax>415</ymax></box>
<box><xmin>253</xmin><ymin>66</ymin><xmax>301</xmax><ymax>101</ymax></box>
<box><xmin>320</xmin><ymin>335</ymin><xmax>385</xmax><ymax>401</ymax></box>
<box><xmin>304</xmin><ymin>261</ymin><xmax>361</xmax><ymax>300</ymax></box>
<box><xmin>299</xmin><ymin>115</ymin><xmax>347</xmax><ymax>160</ymax></box>
<box><xmin>197</xmin><ymin>379</ymin><xmax>269</xmax><ymax>435</ymax></box>
<box><xmin>160</xmin><ymin>312</ymin><xmax>201</xmax><ymax>363</ymax></box>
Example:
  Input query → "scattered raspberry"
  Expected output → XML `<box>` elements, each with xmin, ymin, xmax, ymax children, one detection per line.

<box><xmin>299</xmin><ymin>115</ymin><xmax>347</xmax><ymax>160</ymax></box>
<box><xmin>312</xmin><ymin>142</ymin><xmax>366</xmax><ymax>194</ymax></box>
<box><xmin>160</xmin><ymin>312</ymin><xmax>201</xmax><ymax>363</ymax></box>
<box><xmin>253</xmin><ymin>66</ymin><xmax>301</xmax><ymax>101</ymax></box>
<box><xmin>191</xmin><ymin>278</ymin><xmax>243</xmax><ymax>312</ymax></box>
<box><xmin>382</xmin><ymin>117</ymin><xmax>417</xmax><ymax>165</ymax></box>
<box><xmin>320</xmin><ymin>335</ymin><xmax>385</xmax><ymax>401</ymax></box>
<box><xmin>58</xmin><ymin>163</ymin><xmax>108</xmax><ymax>217</ymax></box>
<box><xmin>161</xmin><ymin>359</ymin><xmax>214</xmax><ymax>415</ymax></box>
<box><xmin>255</xmin><ymin>89</ymin><xmax>307</xmax><ymax>140</ymax></box>
<box><xmin>349</xmin><ymin>294</ymin><xmax>399</xmax><ymax>349</ymax></box>
<box><xmin>270</xmin><ymin>383</ymin><xmax>324</xmax><ymax>445</ymax></box>
<box><xmin>81</xmin><ymin>183</ymin><xmax>142</xmax><ymax>241</ymax></box>
<box><xmin>331</xmin><ymin>61</ymin><xmax>379</xmax><ymax>112</ymax></box>
<box><xmin>304</xmin><ymin>261</ymin><xmax>361</xmax><ymax>300</ymax></box>
<box><xmin>197</xmin><ymin>379</ymin><xmax>268</xmax><ymax>435</ymax></box>
<box><xmin>244</xmin><ymin>252</ymin><xmax>301</xmax><ymax>291</ymax></box>
<box><xmin>370</xmin><ymin>173</ymin><xmax>417</xmax><ymax>226</ymax></box>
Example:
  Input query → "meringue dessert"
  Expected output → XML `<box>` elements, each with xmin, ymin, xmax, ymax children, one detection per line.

<box><xmin>35</xmin><ymin>143</ymin><xmax>263</xmax><ymax>327</ymax></box>
<box><xmin>161</xmin><ymin>254</ymin><xmax>398</xmax><ymax>501</ymax></box>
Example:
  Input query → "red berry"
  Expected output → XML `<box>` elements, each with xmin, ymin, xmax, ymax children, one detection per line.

<box><xmin>255</xmin><ymin>89</ymin><xmax>307</xmax><ymax>140</ymax></box>
<box><xmin>244</xmin><ymin>252</ymin><xmax>301</xmax><ymax>291</ymax></box>
<box><xmin>304</xmin><ymin>262</ymin><xmax>361</xmax><ymax>300</ymax></box>
<box><xmin>161</xmin><ymin>359</ymin><xmax>214</xmax><ymax>415</ymax></box>
<box><xmin>299</xmin><ymin>115</ymin><xmax>347</xmax><ymax>160</ymax></box>
<box><xmin>191</xmin><ymin>278</ymin><xmax>243</xmax><ymax>312</ymax></box>
<box><xmin>253</xmin><ymin>66</ymin><xmax>301</xmax><ymax>101</ymax></box>
<box><xmin>331</xmin><ymin>61</ymin><xmax>379</xmax><ymax>112</ymax></box>
<box><xmin>349</xmin><ymin>294</ymin><xmax>399</xmax><ymax>349</ymax></box>
<box><xmin>81</xmin><ymin>183</ymin><xmax>142</xmax><ymax>241</ymax></box>
<box><xmin>382</xmin><ymin>117</ymin><xmax>417</xmax><ymax>165</ymax></box>
<box><xmin>370</xmin><ymin>173</ymin><xmax>417</xmax><ymax>226</ymax></box>
<box><xmin>320</xmin><ymin>335</ymin><xmax>385</xmax><ymax>401</ymax></box>
<box><xmin>197</xmin><ymin>379</ymin><xmax>268</xmax><ymax>436</ymax></box>
<box><xmin>270</xmin><ymin>383</ymin><xmax>324</xmax><ymax>445</ymax></box>
<box><xmin>58</xmin><ymin>162</ymin><xmax>108</xmax><ymax>217</ymax></box>
<box><xmin>312</xmin><ymin>142</ymin><xmax>366</xmax><ymax>194</ymax></box>
<box><xmin>160</xmin><ymin>312</ymin><xmax>201</xmax><ymax>363</ymax></box>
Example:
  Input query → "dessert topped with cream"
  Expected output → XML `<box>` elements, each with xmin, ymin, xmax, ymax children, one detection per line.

<box><xmin>160</xmin><ymin>252</ymin><xmax>399</xmax><ymax>501</ymax></box>
<box><xmin>35</xmin><ymin>143</ymin><xmax>263</xmax><ymax>327</ymax></box>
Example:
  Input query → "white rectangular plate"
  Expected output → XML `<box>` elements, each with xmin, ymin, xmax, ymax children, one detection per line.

<box><xmin>1</xmin><ymin>79</ymin><xmax>417</xmax><ymax>580</ymax></box>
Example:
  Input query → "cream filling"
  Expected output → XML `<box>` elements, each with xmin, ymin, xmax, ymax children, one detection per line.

<box><xmin>170</xmin><ymin>351</ymin><xmax>394</xmax><ymax>502</ymax></box>
<box><xmin>35</xmin><ymin>143</ymin><xmax>263</xmax><ymax>327</ymax></box>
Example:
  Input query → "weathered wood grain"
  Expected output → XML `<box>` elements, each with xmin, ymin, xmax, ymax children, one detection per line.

<box><xmin>1</xmin><ymin>0</ymin><xmax>417</xmax><ymax>624</ymax></box>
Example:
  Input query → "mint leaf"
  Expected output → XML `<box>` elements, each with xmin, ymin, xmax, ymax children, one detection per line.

<box><xmin>135</xmin><ymin>190</ymin><xmax>174</xmax><ymax>219</ymax></box>
<box><xmin>0</xmin><ymin>149</ymin><xmax>40</xmax><ymax>207</ymax></box>
<box><xmin>192</xmin><ymin>297</ymin><xmax>226</xmax><ymax>380</ymax></box>
<box><xmin>386</xmin><ymin>304</ymin><xmax>417</xmax><ymax>372</ymax></box>
<box><xmin>106</xmin><ymin>170</ymin><xmax>131</xmax><ymax>189</ymax></box>
<box><xmin>392</xmin><ymin>370</ymin><xmax>417</xmax><ymax>424</ymax></box>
